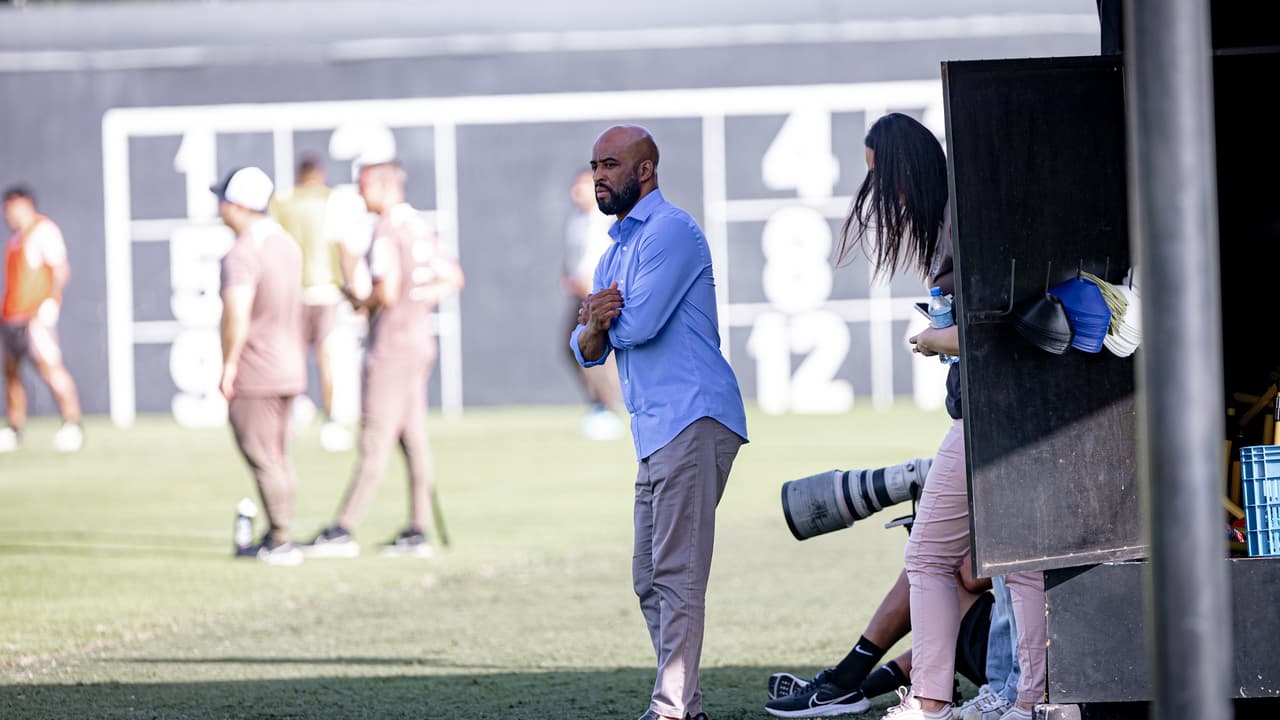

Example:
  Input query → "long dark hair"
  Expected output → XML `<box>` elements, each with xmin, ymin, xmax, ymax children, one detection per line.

<box><xmin>836</xmin><ymin>113</ymin><xmax>948</xmax><ymax>280</ymax></box>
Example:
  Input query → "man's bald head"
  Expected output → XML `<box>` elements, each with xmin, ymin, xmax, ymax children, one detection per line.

<box><xmin>590</xmin><ymin>125</ymin><xmax>660</xmax><ymax>218</ymax></box>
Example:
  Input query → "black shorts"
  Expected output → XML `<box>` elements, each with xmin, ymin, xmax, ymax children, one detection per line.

<box><xmin>954</xmin><ymin>589</ymin><xmax>994</xmax><ymax>687</ymax></box>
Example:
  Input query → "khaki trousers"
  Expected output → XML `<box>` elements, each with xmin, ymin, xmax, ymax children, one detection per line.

<box><xmin>228</xmin><ymin>394</ymin><xmax>297</xmax><ymax>544</ymax></box>
<box><xmin>633</xmin><ymin>417</ymin><xmax>743</xmax><ymax>719</ymax></box>
<box><xmin>336</xmin><ymin>358</ymin><xmax>433</xmax><ymax>532</ymax></box>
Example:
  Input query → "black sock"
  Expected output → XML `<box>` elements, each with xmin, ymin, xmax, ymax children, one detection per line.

<box><xmin>860</xmin><ymin>659</ymin><xmax>910</xmax><ymax>700</ymax></box>
<box><xmin>829</xmin><ymin>635</ymin><xmax>886</xmax><ymax>690</ymax></box>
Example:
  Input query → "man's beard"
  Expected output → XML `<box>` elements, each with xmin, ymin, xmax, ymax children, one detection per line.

<box><xmin>596</xmin><ymin>174</ymin><xmax>641</xmax><ymax>216</ymax></box>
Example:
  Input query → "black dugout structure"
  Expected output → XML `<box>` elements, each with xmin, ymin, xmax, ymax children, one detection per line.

<box><xmin>941</xmin><ymin>5</ymin><xmax>1280</xmax><ymax>719</ymax></box>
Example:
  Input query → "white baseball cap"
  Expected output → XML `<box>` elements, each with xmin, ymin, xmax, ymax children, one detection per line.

<box><xmin>210</xmin><ymin>166</ymin><xmax>274</xmax><ymax>212</ymax></box>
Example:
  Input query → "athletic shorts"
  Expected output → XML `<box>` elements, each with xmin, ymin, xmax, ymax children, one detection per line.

<box><xmin>954</xmin><ymin>589</ymin><xmax>995</xmax><ymax>687</ymax></box>
<box><xmin>1</xmin><ymin>318</ymin><xmax>62</xmax><ymax>366</ymax></box>
<box><xmin>302</xmin><ymin>302</ymin><xmax>338</xmax><ymax>350</ymax></box>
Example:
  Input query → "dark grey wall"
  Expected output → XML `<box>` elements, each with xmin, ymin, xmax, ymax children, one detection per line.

<box><xmin>0</xmin><ymin>1</ymin><xmax>1097</xmax><ymax>417</ymax></box>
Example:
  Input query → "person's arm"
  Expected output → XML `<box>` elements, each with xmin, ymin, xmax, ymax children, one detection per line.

<box><xmin>219</xmin><ymin>285</ymin><xmax>254</xmax><ymax>399</ymax></box>
<box><xmin>606</xmin><ymin>217</ymin><xmax>703</xmax><ymax>350</ymax></box>
<box><xmin>34</xmin><ymin>222</ymin><xmax>71</xmax><ymax>295</ymax></box>
<box><xmin>415</xmin><ymin>256</ymin><xmax>465</xmax><ymax>306</ymax></box>
<box><xmin>572</xmin><ymin>282</ymin><xmax>623</xmax><ymax>365</ymax></box>
<box><xmin>909</xmin><ymin>325</ymin><xmax>960</xmax><ymax>357</ymax></box>
<box><xmin>350</xmin><ymin>231</ymin><xmax>400</xmax><ymax>313</ymax></box>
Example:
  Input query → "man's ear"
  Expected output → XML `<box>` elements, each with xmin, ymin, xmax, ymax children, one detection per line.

<box><xmin>639</xmin><ymin>160</ymin><xmax>654</xmax><ymax>182</ymax></box>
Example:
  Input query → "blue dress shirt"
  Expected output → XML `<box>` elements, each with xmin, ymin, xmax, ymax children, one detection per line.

<box><xmin>571</xmin><ymin>189</ymin><xmax>748</xmax><ymax>461</ymax></box>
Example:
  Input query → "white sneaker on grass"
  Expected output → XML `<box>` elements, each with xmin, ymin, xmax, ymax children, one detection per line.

<box><xmin>0</xmin><ymin>427</ymin><xmax>18</xmax><ymax>453</ymax></box>
<box><xmin>997</xmin><ymin>707</ymin><xmax>1032</xmax><ymax>720</ymax></box>
<box><xmin>255</xmin><ymin>539</ymin><xmax>304</xmax><ymax>567</ymax></box>
<box><xmin>300</xmin><ymin>526</ymin><xmax>361</xmax><ymax>558</ymax></box>
<box><xmin>319</xmin><ymin>420</ymin><xmax>353</xmax><ymax>452</ymax></box>
<box><xmin>52</xmin><ymin>423</ymin><xmax>83</xmax><ymax>452</ymax></box>
<box><xmin>958</xmin><ymin>686</ymin><xmax>1012</xmax><ymax>720</ymax></box>
<box><xmin>884</xmin><ymin>687</ymin><xmax>956</xmax><ymax>720</ymax></box>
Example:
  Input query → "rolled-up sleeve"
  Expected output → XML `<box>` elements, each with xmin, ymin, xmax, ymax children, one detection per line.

<box><xmin>607</xmin><ymin>217</ymin><xmax>702</xmax><ymax>350</ymax></box>
<box><xmin>570</xmin><ymin>323</ymin><xmax>611</xmax><ymax>367</ymax></box>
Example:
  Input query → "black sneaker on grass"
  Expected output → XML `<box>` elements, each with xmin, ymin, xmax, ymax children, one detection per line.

<box><xmin>764</xmin><ymin>682</ymin><xmax>870</xmax><ymax>718</ymax></box>
<box><xmin>300</xmin><ymin>525</ymin><xmax>360</xmax><ymax>558</ymax></box>
<box><xmin>379</xmin><ymin>529</ymin><xmax>433</xmax><ymax>558</ymax></box>
<box><xmin>769</xmin><ymin>667</ymin><xmax>834</xmax><ymax>701</ymax></box>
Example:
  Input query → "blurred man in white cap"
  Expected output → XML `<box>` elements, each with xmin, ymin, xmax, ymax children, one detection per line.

<box><xmin>214</xmin><ymin>166</ymin><xmax>306</xmax><ymax>566</ymax></box>
<box><xmin>0</xmin><ymin>185</ymin><xmax>83</xmax><ymax>453</ymax></box>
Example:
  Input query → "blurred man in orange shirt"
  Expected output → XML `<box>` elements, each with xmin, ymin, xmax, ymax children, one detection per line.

<box><xmin>1</xmin><ymin>186</ymin><xmax>83</xmax><ymax>453</ymax></box>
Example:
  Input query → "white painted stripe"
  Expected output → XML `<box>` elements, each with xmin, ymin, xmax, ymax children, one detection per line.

<box><xmin>719</xmin><ymin>196</ymin><xmax>852</xmax><ymax>223</ymax></box>
<box><xmin>129</xmin><ymin>218</ymin><xmax>221</xmax><ymax>242</ymax></box>
<box><xmin>272</xmin><ymin>127</ymin><xmax>295</xmax><ymax>194</ymax></box>
<box><xmin>103</xmin><ymin>114</ymin><xmax>137</xmax><ymax>428</ymax></box>
<box><xmin>702</xmin><ymin>112</ymin><xmax>731</xmax><ymax>360</ymax></box>
<box><xmin>0</xmin><ymin>45</ymin><xmax>211</xmax><ymax>73</ymax></box>
<box><xmin>329</xmin><ymin>14</ymin><xmax>1095</xmax><ymax>60</ymax></box>
<box><xmin>131</xmin><ymin>321</ymin><xmax>188</xmax><ymax>344</ymax></box>
<box><xmin>869</xmin><ymin>275</ymin><xmax>897</xmax><ymax>411</ymax></box>
<box><xmin>101</xmin><ymin>81</ymin><xmax>944</xmax><ymax>136</ymax></box>
<box><xmin>724</xmin><ymin>297</ymin><xmax>928</xmax><ymax>326</ymax></box>
<box><xmin>433</xmin><ymin>121</ymin><xmax>464</xmax><ymax>421</ymax></box>
<box><xmin>331</xmin><ymin>14</ymin><xmax>1095</xmax><ymax>61</ymax></box>
<box><xmin>0</xmin><ymin>14</ymin><xmax>1096</xmax><ymax>73</ymax></box>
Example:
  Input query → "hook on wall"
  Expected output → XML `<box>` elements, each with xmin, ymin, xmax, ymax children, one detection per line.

<box><xmin>969</xmin><ymin>257</ymin><xmax>1018</xmax><ymax>324</ymax></box>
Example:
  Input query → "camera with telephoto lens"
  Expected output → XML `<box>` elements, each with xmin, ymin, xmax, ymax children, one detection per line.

<box><xmin>780</xmin><ymin>458</ymin><xmax>932</xmax><ymax>541</ymax></box>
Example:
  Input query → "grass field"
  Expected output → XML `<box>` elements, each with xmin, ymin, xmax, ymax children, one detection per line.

<box><xmin>0</xmin><ymin>404</ymin><xmax>953</xmax><ymax>719</ymax></box>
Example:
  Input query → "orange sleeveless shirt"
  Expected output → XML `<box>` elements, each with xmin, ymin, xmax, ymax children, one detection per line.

<box><xmin>3</xmin><ymin>217</ymin><xmax>59</xmax><ymax>323</ymax></box>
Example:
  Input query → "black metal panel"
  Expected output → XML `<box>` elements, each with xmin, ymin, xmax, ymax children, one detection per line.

<box><xmin>942</xmin><ymin>57</ymin><xmax>1139</xmax><ymax>575</ymax></box>
<box><xmin>1215</xmin><ymin>52</ymin><xmax>1280</xmax><ymax>407</ymax></box>
<box><xmin>1046</xmin><ymin>561</ymin><xmax>1280</xmax><ymax>704</ymax></box>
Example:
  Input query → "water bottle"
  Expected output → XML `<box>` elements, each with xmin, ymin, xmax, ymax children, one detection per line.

<box><xmin>234</xmin><ymin>497</ymin><xmax>258</xmax><ymax>557</ymax></box>
<box><xmin>927</xmin><ymin>286</ymin><xmax>960</xmax><ymax>365</ymax></box>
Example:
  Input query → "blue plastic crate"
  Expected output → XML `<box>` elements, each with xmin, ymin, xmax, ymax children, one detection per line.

<box><xmin>1240</xmin><ymin>445</ymin><xmax>1280</xmax><ymax>558</ymax></box>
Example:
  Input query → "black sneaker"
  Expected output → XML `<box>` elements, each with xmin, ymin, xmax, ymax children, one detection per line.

<box><xmin>379</xmin><ymin>529</ymin><xmax>433</xmax><ymax>558</ymax></box>
<box><xmin>254</xmin><ymin>537</ymin><xmax>303</xmax><ymax>567</ymax></box>
<box><xmin>300</xmin><ymin>525</ymin><xmax>360</xmax><ymax>558</ymax></box>
<box><xmin>768</xmin><ymin>667</ymin><xmax>834</xmax><ymax>701</ymax></box>
<box><xmin>764</xmin><ymin>682</ymin><xmax>870</xmax><ymax>718</ymax></box>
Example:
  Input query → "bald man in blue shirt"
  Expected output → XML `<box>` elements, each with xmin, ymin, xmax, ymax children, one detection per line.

<box><xmin>572</xmin><ymin>125</ymin><xmax>748</xmax><ymax>720</ymax></box>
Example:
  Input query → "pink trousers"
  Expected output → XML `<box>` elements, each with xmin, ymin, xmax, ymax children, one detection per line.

<box><xmin>904</xmin><ymin>419</ymin><xmax>1046</xmax><ymax>707</ymax></box>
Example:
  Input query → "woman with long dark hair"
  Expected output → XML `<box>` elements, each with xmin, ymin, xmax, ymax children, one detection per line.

<box><xmin>843</xmin><ymin>113</ymin><xmax>1045</xmax><ymax>720</ymax></box>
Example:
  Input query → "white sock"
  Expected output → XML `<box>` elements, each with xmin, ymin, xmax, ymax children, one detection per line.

<box><xmin>923</xmin><ymin>708</ymin><xmax>953</xmax><ymax>720</ymax></box>
<box><xmin>1003</xmin><ymin>708</ymin><xmax>1033</xmax><ymax>720</ymax></box>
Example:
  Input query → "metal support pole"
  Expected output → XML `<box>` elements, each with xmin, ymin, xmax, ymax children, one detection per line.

<box><xmin>1124</xmin><ymin>2</ymin><xmax>1232</xmax><ymax>720</ymax></box>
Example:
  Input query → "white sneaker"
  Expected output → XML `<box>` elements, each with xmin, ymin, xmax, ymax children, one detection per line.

<box><xmin>997</xmin><ymin>708</ymin><xmax>1032</xmax><ymax>720</ymax></box>
<box><xmin>256</xmin><ymin>540</ymin><xmax>304</xmax><ymax>567</ymax></box>
<box><xmin>958</xmin><ymin>686</ymin><xmax>1012</xmax><ymax>720</ymax></box>
<box><xmin>319</xmin><ymin>420</ymin><xmax>353</xmax><ymax>452</ymax></box>
<box><xmin>52</xmin><ymin>423</ymin><xmax>83</xmax><ymax>452</ymax></box>
<box><xmin>884</xmin><ymin>687</ymin><xmax>956</xmax><ymax>720</ymax></box>
<box><xmin>581</xmin><ymin>408</ymin><xmax>624</xmax><ymax>440</ymax></box>
<box><xmin>0</xmin><ymin>427</ymin><xmax>18</xmax><ymax>453</ymax></box>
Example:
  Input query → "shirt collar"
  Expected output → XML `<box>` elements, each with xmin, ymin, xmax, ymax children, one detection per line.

<box><xmin>625</xmin><ymin>188</ymin><xmax>664</xmax><ymax>224</ymax></box>
<box><xmin>610</xmin><ymin>188</ymin><xmax>665</xmax><ymax>242</ymax></box>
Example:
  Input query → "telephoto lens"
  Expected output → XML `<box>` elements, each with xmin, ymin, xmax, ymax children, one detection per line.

<box><xmin>781</xmin><ymin>458</ymin><xmax>932</xmax><ymax>540</ymax></box>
